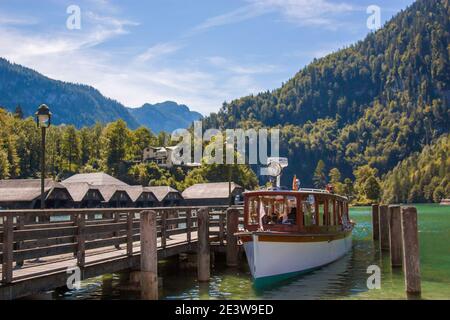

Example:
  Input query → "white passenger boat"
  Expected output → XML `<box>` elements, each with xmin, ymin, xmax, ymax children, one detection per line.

<box><xmin>236</xmin><ymin>188</ymin><xmax>354</xmax><ymax>286</ymax></box>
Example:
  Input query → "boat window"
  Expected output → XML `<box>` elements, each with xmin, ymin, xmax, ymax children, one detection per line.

<box><xmin>302</xmin><ymin>195</ymin><xmax>315</xmax><ymax>226</ymax></box>
<box><xmin>247</xmin><ymin>195</ymin><xmax>298</xmax><ymax>226</ymax></box>
<box><xmin>318</xmin><ymin>203</ymin><xmax>324</xmax><ymax>226</ymax></box>
<box><xmin>247</xmin><ymin>197</ymin><xmax>259</xmax><ymax>225</ymax></box>
<box><xmin>329</xmin><ymin>200</ymin><xmax>335</xmax><ymax>226</ymax></box>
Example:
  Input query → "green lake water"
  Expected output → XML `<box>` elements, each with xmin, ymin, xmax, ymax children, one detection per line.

<box><xmin>53</xmin><ymin>204</ymin><xmax>450</xmax><ymax>300</ymax></box>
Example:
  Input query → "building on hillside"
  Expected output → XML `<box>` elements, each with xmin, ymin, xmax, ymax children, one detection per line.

<box><xmin>124</xmin><ymin>186</ymin><xmax>158</xmax><ymax>208</ymax></box>
<box><xmin>0</xmin><ymin>179</ymin><xmax>73</xmax><ymax>209</ymax></box>
<box><xmin>61</xmin><ymin>182</ymin><xmax>105</xmax><ymax>208</ymax></box>
<box><xmin>182</xmin><ymin>182</ymin><xmax>244</xmax><ymax>206</ymax></box>
<box><xmin>142</xmin><ymin>146</ymin><xmax>179</xmax><ymax>168</ymax></box>
<box><xmin>146</xmin><ymin>186</ymin><xmax>183</xmax><ymax>206</ymax></box>
<box><xmin>142</xmin><ymin>146</ymin><xmax>201</xmax><ymax>168</ymax></box>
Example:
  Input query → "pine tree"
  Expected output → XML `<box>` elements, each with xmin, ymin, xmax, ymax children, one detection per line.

<box><xmin>313</xmin><ymin>160</ymin><xmax>326</xmax><ymax>188</ymax></box>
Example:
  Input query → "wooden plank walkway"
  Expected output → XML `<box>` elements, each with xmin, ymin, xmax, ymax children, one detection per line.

<box><xmin>0</xmin><ymin>206</ymin><xmax>241</xmax><ymax>299</ymax></box>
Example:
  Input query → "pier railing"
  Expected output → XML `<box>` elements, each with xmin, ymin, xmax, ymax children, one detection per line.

<box><xmin>0</xmin><ymin>206</ymin><xmax>243</xmax><ymax>285</ymax></box>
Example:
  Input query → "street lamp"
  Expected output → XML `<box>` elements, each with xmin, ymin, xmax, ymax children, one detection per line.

<box><xmin>35</xmin><ymin>104</ymin><xmax>52</xmax><ymax>209</ymax></box>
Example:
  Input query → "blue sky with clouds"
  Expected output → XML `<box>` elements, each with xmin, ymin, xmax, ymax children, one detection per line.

<box><xmin>0</xmin><ymin>0</ymin><xmax>414</xmax><ymax>114</ymax></box>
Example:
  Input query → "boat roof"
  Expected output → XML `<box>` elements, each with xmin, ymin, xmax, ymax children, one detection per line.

<box><xmin>244</xmin><ymin>188</ymin><xmax>348</xmax><ymax>201</ymax></box>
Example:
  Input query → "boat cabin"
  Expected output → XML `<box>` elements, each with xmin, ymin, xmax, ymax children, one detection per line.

<box><xmin>244</xmin><ymin>190</ymin><xmax>350</xmax><ymax>233</ymax></box>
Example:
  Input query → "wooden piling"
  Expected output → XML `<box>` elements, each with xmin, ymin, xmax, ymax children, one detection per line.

<box><xmin>378</xmin><ymin>205</ymin><xmax>390</xmax><ymax>251</ymax></box>
<box><xmin>389</xmin><ymin>205</ymin><xmax>403</xmax><ymax>267</ymax></box>
<box><xmin>226</xmin><ymin>208</ymin><xmax>240</xmax><ymax>267</ymax></box>
<box><xmin>197</xmin><ymin>208</ymin><xmax>210</xmax><ymax>282</ymax></box>
<box><xmin>140</xmin><ymin>210</ymin><xmax>158</xmax><ymax>300</ymax></box>
<box><xmin>401</xmin><ymin>207</ymin><xmax>421</xmax><ymax>294</ymax></box>
<box><xmin>2</xmin><ymin>215</ymin><xmax>13</xmax><ymax>284</ymax></box>
<box><xmin>371</xmin><ymin>204</ymin><xmax>379</xmax><ymax>241</ymax></box>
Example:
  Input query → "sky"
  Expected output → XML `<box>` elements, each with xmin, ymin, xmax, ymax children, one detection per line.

<box><xmin>0</xmin><ymin>0</ymin><xmax>415</xmax><ymax>115</ymax></box>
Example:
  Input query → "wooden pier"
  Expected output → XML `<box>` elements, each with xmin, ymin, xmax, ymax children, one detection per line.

<box><xmin>0</xmin><ymin>205</ymin><xmax>243</xmax><ymax>300</ymax></box>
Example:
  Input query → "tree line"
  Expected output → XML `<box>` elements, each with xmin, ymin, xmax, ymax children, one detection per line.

<box><xmin>0</xmin><ymin>107</ymin><xmax>258</xmax><ymax>191</ymax></box>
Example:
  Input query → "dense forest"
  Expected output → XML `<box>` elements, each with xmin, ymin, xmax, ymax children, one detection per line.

<box><xmin>382</xmin><ymin>134</ymin><xmax>449</xmax><ymax>204</ymax></box>
<box><xmin>204</xmin><ymin>0</ymin><xmax>450</xmax><ymax>198</ymax></box>
<box><xmin>0</xmin><ymin>108</ymin><xmax>258</xmax><ymax>191</ymax></box>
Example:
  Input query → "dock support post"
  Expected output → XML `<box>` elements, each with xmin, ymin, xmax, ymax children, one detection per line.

<box><xmin>226</xmin><ymin>208</ymin><xmax>239</xmax><ymax>267</ymax></box>
<box><xmin>371</xmin><ymin>204</ymin><xmax>379</xmax><ymax>241</ymax></box>
<box><xmin>378</xmin><ymin>205</ymin><xmax>390</xmax><ymax>251</ymax></box>
<box><xmin>2</xmin><ymin>215</ymin><xmax>13</xmax><ymax>284</ymax></box>
<box><xmin>389</xmin><ymin>205</ymin><xmax>403</xmax><ymax>267</ymax></box>
<box><xmin>197</xmin><ymin>207</ymin><xmax>210</xmax><ymax>282</ymax></box>
<box><xmin>401</xmin><ymin>207</ymin><xmax>421</xmax><ymax>295</ymax></box>
<box><xmin>140</xmin><ymin>210</ymin><xmax>158</xmax><ymax>300</ymax></box>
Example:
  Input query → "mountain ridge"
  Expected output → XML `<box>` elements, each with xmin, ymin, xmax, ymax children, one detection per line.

<box><xmin>204</xmin><ymin>0</ymin><xmax>449</xmax><ymax>187</ymax></box>
<box><xmin>0</xmin><ymin>58</ymin><xmax>201</xmax><ymax>133</ymax></box>
<box><xmin>127</xmin><ymin>101</ymin><xmax>203</xmax><ymax>133</ymax></box>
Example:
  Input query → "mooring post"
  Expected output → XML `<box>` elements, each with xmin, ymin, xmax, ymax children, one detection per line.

<box><xmin>140</xmin><ymin>210</ymin><xmax>158</xmax><ymax>300</ymax></box>
<box><xmin>197</xmin><ymin>207</ymin><xmax>210</xmax><ymax>282</ymax></box>
<box><xmin>388</xmin><ymin>205</ymin><xmax>403</xmax><ymax>267</ymax></box>
<box><xmin>401</xmin><ymin>206</ymin><xmax>421</xmax><ymax>294</ymax></box>
<box><xmin>226</xmin><ymin>207</ymin><xmax>239</xmax><ymax>267</ymax></box>
<box><xmin>371</xmin><ymin>204</ymin><xmax>379</xmax><ymax>241</ymax></box>
<box><xmin>378</xmin><ymin>205</ymin><xmax>390</xmax><ymax>251</ymax></box>
<box><xmin>2</xmin><ymin>215</ymin><xmax>13</xmax><ymax>284</ymax></box>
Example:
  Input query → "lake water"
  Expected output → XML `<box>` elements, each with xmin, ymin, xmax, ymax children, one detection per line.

<box><xmin>53</xmin><ymin>204</ymin><xmax>450</xmax><ymax>300</ymax></box>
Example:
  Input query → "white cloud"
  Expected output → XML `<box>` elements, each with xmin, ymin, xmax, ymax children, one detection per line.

<box><xmin>136</xmin><ymin>42</ymin><xmax>183</xmax><ymax>63</ymax></box>
<box><xmin>191</xmin><ymin>0</ymin><xmax>354</xmax><ymax>33</ymax></box>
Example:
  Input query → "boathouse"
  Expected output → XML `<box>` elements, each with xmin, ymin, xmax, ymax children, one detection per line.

<box><xmin>124</xmin><ymin>186</ymin><xmax>158</xmax><ymax>208</ymax></box>
<box><xmin>0</xmin><ymin>179</ymin><xmax>73</xmax><ymax>209</ymax></box>
<box><xmin>182</xmin><ymin>182</ymin><xmax>244</xmax><ymax>206</ymax></box>
<box><xmin>61</xmin><ymin>182</ymin><xmax>105</xmax><ymax>208</ymax></box>
<box><xmin>147</xmin><ymin>186</ymin><xmax>183</xmax><ymax>206</ymax></box>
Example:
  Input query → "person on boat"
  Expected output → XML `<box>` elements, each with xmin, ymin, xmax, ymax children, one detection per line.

<box><xmin>288</xmin><ymin>207</ymin><xmax>297</xmax><ymax>223</ymax></box>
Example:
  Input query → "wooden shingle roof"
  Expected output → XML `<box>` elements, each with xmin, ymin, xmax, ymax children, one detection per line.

<box><xmin>123</xmin><ymin>186</ymin><xmax>158</xmax><ymax>202</ymax></box>
<box><xmin>146</xmin><ymin>186</ymin><xmax>181</xmax><ymax>202</ymax></box>
<box><xmin>62</xmin><ymin>172</ymin><xmax>128</xmax><ymax>186</ymax></box>
<box><xmin>0</xmin><ymin>179</ymin><xmax>72</xmax><ymax>202</ymax></box>
<box><xmin>61</xmin><ymin>182</ymin><xmax>105</xmax><ymax>202</ymax></box>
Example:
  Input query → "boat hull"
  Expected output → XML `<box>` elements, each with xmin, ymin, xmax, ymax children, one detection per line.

<box><xmin>242</xmin><ymin>232</ymin><xmax>352</xmax><ymax>283</ymax></box>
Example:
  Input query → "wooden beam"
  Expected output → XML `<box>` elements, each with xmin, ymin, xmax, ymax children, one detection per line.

<box><xmin>140</xmin><ymin>210</ymin><xmax>158</xmax><ymax>300</ymax></box>
<box><xmin>2</xmin><ymin>215</ymin><xmax>13</xmax><ymax>284</ymax></box>
<box><xmin>371</xmin><ymin>204</ymin><xmax>379</xmax><ymax>241</ymax></box>
<box><xmin>226</xmin><ymin>208</ymin><xmax>239</xmax><ymax>267</ymax></box>
<box><xmin>378</xmin><ymin>205</ymin><xmax>390</xmax><ymax>251</ymax></box>
<box><xmin>197</xmin><ymin>208</ymin><xmax>210</xmax><ymax>282</ymax></box>
<box><xmin>389</xmin><ymin>205</ymin><xmax>403</xmax><ymax>267</ymax></box>
<box><xmin>76</xmin><ymin>213</ymin><xmax>86</xmax><ymax>267</ymax></box>
<box><xmin>401</xmin><ymin>206</ymin><xmax>421</xmax><ymax>294</ymax></box>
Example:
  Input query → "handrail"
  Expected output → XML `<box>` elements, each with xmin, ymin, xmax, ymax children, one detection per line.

<box><xmin>0</xmin><ymin>206</ymin><xmax>244</xmax><ymax>285</ymax></box>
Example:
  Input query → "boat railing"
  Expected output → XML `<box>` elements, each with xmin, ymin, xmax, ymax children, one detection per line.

<box><xmin>298</xmin><ymin>188</ymin><xmax>330</xmax><ymax>194</ymax></box>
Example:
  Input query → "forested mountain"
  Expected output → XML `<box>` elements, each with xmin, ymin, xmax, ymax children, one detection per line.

<box><xmin>0</xmin><ymin>58</ymin><xmax>139</xmax><ymax>129</ymax></box>
<box><xmin>205</xmin><ymin>0</ymin><xmax>450</xmax><ymax>191</ymax></box>
<box><xmin>382</xmin><ymin>134</ymin><xmax>449</xmax><ymax>204</ymax></box>
<box><xmin>128</xmin><ymin>101</ymin><xmax>202</xmax><ymax>133</ymax></box>
<box><xmin>0</xmin><ymin>58</ymin><xmax>201</xmax><ymax>132</ymax></box>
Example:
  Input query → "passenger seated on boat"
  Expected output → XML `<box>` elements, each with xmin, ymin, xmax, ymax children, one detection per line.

<box><xmin>261</xmin><ymin>214</ymin><xmax>271</xmax><ymax>225</ymax></box>
<box><xmin>287</xmin><ymin>207</ymin><xmax>297</xmax><ymax>223</ymax></box>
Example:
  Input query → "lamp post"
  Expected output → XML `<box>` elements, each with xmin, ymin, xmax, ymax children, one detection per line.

<box><xmin>35</xmin><ymin>104</ymin><xmax>52</xmax><ymax>209</ymax></box>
